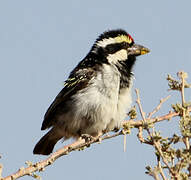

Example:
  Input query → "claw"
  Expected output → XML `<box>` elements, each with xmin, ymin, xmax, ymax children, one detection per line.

<box><xmin>81</xmin><ymin>134</ymin><xmax>95</xmax><ymax>142</ymax></box>
<box><xmin>81</xmin><ymin>132</ymin><xmax>103</xmax><ymax>142</ymax></box>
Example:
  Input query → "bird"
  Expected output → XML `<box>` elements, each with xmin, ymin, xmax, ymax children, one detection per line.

<box><xmin>33</xmin><ymin>29</ymin><xmax>150</xmax><ymax>155</ymax></box>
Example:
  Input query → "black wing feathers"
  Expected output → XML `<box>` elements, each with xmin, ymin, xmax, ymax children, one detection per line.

<box><xmin>41</xmin><ymin>67</ymin><xmax>96</xmax><ymax>130</ymax></box>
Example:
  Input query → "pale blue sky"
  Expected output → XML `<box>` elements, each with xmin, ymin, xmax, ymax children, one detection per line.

<box><xmin>0</xmin><ymin>1</ymin><xmax>191</xmax><ymax>180</ymax></box>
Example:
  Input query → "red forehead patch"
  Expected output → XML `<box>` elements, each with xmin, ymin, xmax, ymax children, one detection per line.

<box><xmin>128</xmin><ymin>34</ymin><xmax>134</xmax><ymax>43</ymax></box>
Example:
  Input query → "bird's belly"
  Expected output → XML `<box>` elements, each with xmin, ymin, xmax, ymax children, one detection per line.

<box><xmin>60</xmin><ymin>70</ymin><xmax>121</xmax><ymax>136</ymax></box>
<box><xmin>56</xmin><ymin>65</ymin><xmax>133</xmax><ymax>138</ymax></box>
<box><xmin>72</xmin><ymin>82</ymin><xmax>119</xmax><ymax>135</ymax></box>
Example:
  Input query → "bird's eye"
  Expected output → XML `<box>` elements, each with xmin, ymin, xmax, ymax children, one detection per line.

<box><xmin>122</xmin><ymin>42</ymin><xmax>126</xmax><ymax>46</ymax></box>
<box><xmin>122</xmin><ymin>42</ymin><xmax>128</xmax><ymax>48</ymax></box>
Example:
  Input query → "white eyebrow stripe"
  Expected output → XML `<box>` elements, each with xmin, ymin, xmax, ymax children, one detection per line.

<box><xmin>96</xmin><ymin>34</ymin><xmax>133</xmax><ymax>48</ymax></box>
<box><xmin>96</xmin><ymin>38</ymin><xmax>116</xmax><ymax>47</ymax></box>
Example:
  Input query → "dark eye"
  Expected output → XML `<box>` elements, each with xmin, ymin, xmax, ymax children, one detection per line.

<box><xmin>122</xmin><ymin>42</ymin><xmax>126</xmax><ymax>46</ymax></box>
<box><xmin>105</xmin><ymin>44</ymin><xmax>117</xmax><ymax>54</ymax></box>
<box><xmin>122</xmin><ymin>42</ymin><xmax>129</xmax><ymax>48</ymax></box>
<box><xmin>105</xmin><ymin>42</ymin><xmax>129</xmax><ymax>54</ymax></box>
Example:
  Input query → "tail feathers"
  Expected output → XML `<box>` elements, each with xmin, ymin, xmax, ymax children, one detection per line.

<box><xmin>33</xmin><ymin>128</ymin><xmax>63</xmax><ymax>155</ymax></box>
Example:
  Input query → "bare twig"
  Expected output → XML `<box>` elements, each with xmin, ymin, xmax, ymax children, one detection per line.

<box><xmin>147</xmin><ymin>167</ymin><xmax>161</xmax><ymax>180</ymax></box>
<box><xmin>149</xmin><ymin>130</ymin><xmax>177</xmax><ymax>178</ymax></box>
<box><xmin>123</xmin><ymin>134</ymin><xmax>127</xmax><ymax>152</ymax></box>
<box><xmin>177</xmin><ymin>71</ymin><xmax>186</xmax><ymax>106</ymax></box>
<box><xmin>2</xmin><ymin>131</ymin><xmax>123</xmax><ymax>180</ymax></box>
<box><xmin>137</xmin><ymin>126</ymin><xmax>145</xmax><ymax>143</ymax></box>
<box><xmin>135</xmin><ymin>89</ymin><xmax>146</xmax><ymax>121</ymax></box>
<box><xmin>158</xmin><ymin>160</ymin><xmax>167</xmax><ymax>180</ymax></box>
<box><xmin>125</xmin><ymin>108</ymin><xmax>189</xmax><ymax>128</ymax></box>
<box><xmin>2</xmin><ymin>105</ymin><xmax>191</xmax><ymax>179</ymax></box>
<box><xmin>188</xmin><ymin>165</ymin><xmax>191</xmax><ymax>177</ymax></box>
<box><xmin>148</xmin><ymin>95</ymin><xmax>171</xmax><ymax>119</ymax></box>
<box><xmin>178</xmin><ymin>71</ymin><xmax>191</xmax><ymax>177</ymax></box>
<box><xmin>179</xmin><ymin>72</ymin><xmax>190</xmax><ymax>150</ymax></box>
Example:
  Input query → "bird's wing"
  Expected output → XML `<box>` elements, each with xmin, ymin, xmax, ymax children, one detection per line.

<box><xmin>41</xmin><ymin>68</ymin><xmax>96</xmax><ymax>130</ymax></box>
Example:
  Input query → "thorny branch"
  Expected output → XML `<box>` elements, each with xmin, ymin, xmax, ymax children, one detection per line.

<box><xmin>135</xmin><ymin>89</ymin><xmax>177</xmax><ymax>179</ymax></box>
<box><xmin>143</xmin><ymin>71</ymin><xmax>191</xmax><ymax>180</ymax></box>
<box><xmin>158</xmin><ymin>160</ymin><xmax>166</xmax><ymax>180</ymax></box>
<box><xmin>2</xmin><ymin>109</ymin><xmax>191</xmax><ymax>180</ymax></box>
<box><xmin>148</xmin><ymin>95</ymin><xmax>171</xmax><ymax>119</ymax></box>
<box><xmin>1</xmin><ymin>71</ymin><xmax>191</xmax><ymax>180</ymax></box>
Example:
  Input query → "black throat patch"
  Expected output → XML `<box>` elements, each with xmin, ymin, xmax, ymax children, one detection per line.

<box><xmin>115</xmin><ymin>55</ymin><xmax>136</xmax><ymax>89</ymax></box>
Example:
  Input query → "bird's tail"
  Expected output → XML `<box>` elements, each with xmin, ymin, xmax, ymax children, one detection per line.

<box><xmin>33</xmin><ymin>128</ymin><xmax>63</xmax><ymax>155</ymax></box>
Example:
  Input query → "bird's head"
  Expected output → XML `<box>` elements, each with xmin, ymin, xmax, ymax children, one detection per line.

<box><xmin>92</xmin><ymin>29</ymin><xmax>150</xmax><ymax>65</ymax></box>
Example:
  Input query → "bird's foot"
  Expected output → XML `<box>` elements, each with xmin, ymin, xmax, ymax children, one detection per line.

<box><xmin>81</xmin><ymin>132</ymin><xmax>103</xmax><ymax>142</ymax></box>
<box><xmin>81</xmin><ymin>134</ymin><xmax>96</xmax><ymax>142</ymax></box>
<box><xmin>113</xmin><ymin>127</ymin><xmax>120</xmax><ymax>132</ymax></box>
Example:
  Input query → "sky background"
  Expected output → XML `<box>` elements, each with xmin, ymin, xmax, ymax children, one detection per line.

<box><xmin>0</xmin><ymin>0</ymin><xmax>191</xmax><ymax>180</ymax></box>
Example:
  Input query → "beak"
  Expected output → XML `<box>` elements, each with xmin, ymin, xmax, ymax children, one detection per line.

<box><xmin>127</xmin><ymin>44</ymin><xmax>150</xmax><ymax>56</ymax></box>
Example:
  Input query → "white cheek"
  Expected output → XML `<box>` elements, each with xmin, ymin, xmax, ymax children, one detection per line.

<box><xmin>107</xmin><ymin>49</ymin><xmax>127</xmax><ymax>64</ymax></box>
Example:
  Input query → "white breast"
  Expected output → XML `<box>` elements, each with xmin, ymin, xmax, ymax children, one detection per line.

<box><xmin>59</xmin><ymin>64</ymin><xmax>132</xmax><ymax>136</ymax></box>
<box><xmin>117</xmin><ymin>83</ymin><xmax>132</xmax><ymax>124</ymax></box>
<box><xmin>106</xmin><ymin>79</ymin><xmax>132</xmax><ymax>131</ymax></box>
<box><xmin>71</xmin><ymin>64</ymin><xmax>121</xmax><ymax>134</ymax></box>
